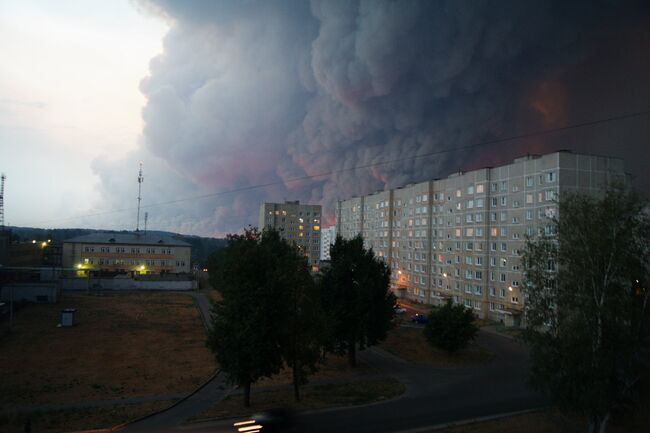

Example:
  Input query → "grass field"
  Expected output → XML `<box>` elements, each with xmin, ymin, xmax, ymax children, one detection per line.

<box><xmin>256</xmin><ymin>353</ymin><xmax>373</xmax><ymax>387</ymax></box>
<box><xmin>0</xmin><ymin>291</ymin><xmax>216</xmax><ymax>409</ymax></box>
<box><xmin>380</xmin><ymin>326</ymin><xmax>493</xmax><ymax>367</ymax></box>
<box><xmin>0</xmin><ymin>399</ymin><xmax>176</xmax><ymax>433</ymax></box>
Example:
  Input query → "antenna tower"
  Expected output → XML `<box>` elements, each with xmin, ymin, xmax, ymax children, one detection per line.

<box><xmin>144</xmin><ymin>212</ymin><xmax>148</xmax><ymax>235</ymax></box>
<box><xmin>0</xmin><ymin>173</ymin><xmax>5</xmax><ymax>231</ymax></box>
<box><xmin>136</xmin><ymin>163</ymin><xmax>144</xmax><ymax>232</ymax></box>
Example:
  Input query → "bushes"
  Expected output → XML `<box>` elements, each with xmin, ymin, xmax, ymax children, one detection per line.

<box><xmin>423</xmin><ymin>300</ymin><xmax>478</xmax><ymax>354</ymax></box>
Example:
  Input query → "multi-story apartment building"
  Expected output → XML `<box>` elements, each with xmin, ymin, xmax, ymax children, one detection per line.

<box><xmin>320</xmin><ymin>226</ymin><xmax>336</xmax><ymax>261</ymax></box>
<box><xmin>336</xmin><ymin>151</ymin><xmax>627</xmax><ymax>325</ymax></box>
<box><xmin>258</xmin><ymin>201</ymin><xmax>322</xmax><ymax>266</ymax></box>
<box><xmin>62</xmin><ymin>232</ymin><xmax>191</xmax><ymax>275</ymax></box>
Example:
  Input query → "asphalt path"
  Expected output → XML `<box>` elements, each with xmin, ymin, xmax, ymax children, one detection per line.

<box><xmin>176</xmin><ymin>328</ymin><xmax>546</xmax><ymax>433</ymax></box>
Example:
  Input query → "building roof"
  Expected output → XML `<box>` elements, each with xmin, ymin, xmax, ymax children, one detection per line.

<box><xmin>63</xmin><ymin>232</ymin><xmax>191</xmax><ymax>247</ymax></box>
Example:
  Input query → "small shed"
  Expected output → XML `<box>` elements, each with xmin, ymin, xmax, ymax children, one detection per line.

<box><xmin>61</xmin><ymin>308</ymin><xmax>77</xmax><ymax>327</ymax></box>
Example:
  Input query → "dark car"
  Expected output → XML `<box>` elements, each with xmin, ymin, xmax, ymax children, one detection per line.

<box><xmin>410</xmin><ymin>313</ymin><xmax>428</xmax><ymax>324</ymax></box>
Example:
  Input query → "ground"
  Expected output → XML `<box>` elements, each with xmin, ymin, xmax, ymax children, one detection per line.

<box><xmin>0</xmin><ymin>291</ymin><xmax>216</xmax><ymax>431</ymax></box>
<box><xmin>188</xmin><ymin>352</ymin><xmax>400</xmax><ymax>423</ymax></box>
<box><xmin>380</xmin><ymin>325</ymin><xmax>493</xmax><ymax>367</ymax></box>
<box><xmin>430</xmin><ymin>405</ymin><xmax>650</xmax><ymax>433</ymax></box>
<box><xmin>191</xmin><ymin>378</ymin><xmax>405</xmax><ymax>422</ymax></box>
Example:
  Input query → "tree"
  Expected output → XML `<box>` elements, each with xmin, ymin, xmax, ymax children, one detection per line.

<box><xmin>522</xmin><ymin>188</ymin><xmax>650</xmax><ymax>433</ymax></box>
<box><xmin>206</xmin><ymin>228</ymin><xmax>286</xmax><ymax>407</ymax></box>
<box><xmin>261</xmin><ymin>230</ymin><xmax>325</xmax><ymax>402</ymax></box>
<box><xmin>424</xmin><ymin>300</ymin><xmax>478</xmax><ymax>354</ymax></box>
<box><xmin>321</xmin><ymin>235</ymin><xmax>395</xmax><ymax>367</ymax></box>
<box><xmin>206</xmin><ymin>228</ymin><xmax>323</xmax><ymax>405</ymax></box>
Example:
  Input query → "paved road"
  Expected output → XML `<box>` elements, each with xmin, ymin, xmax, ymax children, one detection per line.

<box><xmin>173</xmin><ymin>329</ymin><xmax>545</xmax><ymax>433</ymax></box>
<box><xmin>297</xmin><ymin>331</ymin><xmax>545</xmax><ymax>433</ymax></box>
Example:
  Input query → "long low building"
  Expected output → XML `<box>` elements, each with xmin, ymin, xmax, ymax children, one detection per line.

<box><xmin>62</xmin><ymin>232</ymin><xmax>191</xmax><ymax>275</ymax></box>
<box><xmin>336</xmin><ymin>150</ymin><xmax>627</xmax><ymax>325</ymax></box>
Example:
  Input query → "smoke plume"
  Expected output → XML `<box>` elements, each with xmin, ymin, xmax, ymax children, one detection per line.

<box><xmin>93</xmin><ymin>0</ymin><xmax>650</xmax><ymax>236</ymax></box>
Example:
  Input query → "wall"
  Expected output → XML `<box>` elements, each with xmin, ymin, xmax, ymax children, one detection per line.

<box><xmin>61</xmin><ymin>277</ymin><xmax>197</xmax><ymax>291</ymax></box>
<box><xmin>0</xmin><ymin>284</ymin><xmax>60</xmax><ymax>303</ymax></box>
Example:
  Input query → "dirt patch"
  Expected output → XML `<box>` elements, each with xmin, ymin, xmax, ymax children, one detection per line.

<box><xmin>0</xmin><ymin>400</ymin><xmax>176</xmax><ymax>433</ymax></box>
<box><xmin>380</xmin><ymin>326</ymin><xmax>492</xmax><ymax>367</ymax></box>
<box><xmin>190</xmin><ymin>377</ymin><xmax>405</xmax><ymax>422</ymax></box>
<box><xmin>0</xmin><ymin>291</ymin><xmax>216</xmax><ymax>409</ymax></box>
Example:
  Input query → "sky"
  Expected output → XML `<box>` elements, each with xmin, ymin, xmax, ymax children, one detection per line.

<box><xmin>1</xmin><ymin>0</ymin><xmax>649</xmax><ymax>237</ymax></box>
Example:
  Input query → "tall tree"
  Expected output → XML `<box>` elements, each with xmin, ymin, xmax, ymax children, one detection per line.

<box><xmin>522</xmin><ymin>188</ymin><xmax>650</xmax><ymax>433</ymax></box>
<box><xmin>206</xmin><ymin>228</ymin><xmax>286</xmax><ymax>407</ymax></box>
<box><xmin>321</xmin><ymin>235</ymin><xmax>395</xmax><ymax>367</ymax></box>
<box><xmin>261</xmin><ymin>229</ymin><xmax>324</xmax><ymax>402</ymax></box>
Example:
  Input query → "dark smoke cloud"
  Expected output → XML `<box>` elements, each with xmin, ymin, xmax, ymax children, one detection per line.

<box><xmin>93</xmin><ymin>0</ymin><xmax>650</xmax><ymax>236</ymax></box>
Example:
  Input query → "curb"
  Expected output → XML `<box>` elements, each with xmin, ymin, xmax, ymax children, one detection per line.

<box><xmin>394</xmin><ymin>407</ymin><xmax>547</xmax><ymax>433</ymax></box>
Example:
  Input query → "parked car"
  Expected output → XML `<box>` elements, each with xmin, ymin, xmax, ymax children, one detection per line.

<box><xmin>393</xmin><ymin>304</ymin><xmax>407</xmax><ymax>314</ymax></box>
<box><xmin>410</xmin><ymin>313</ymin><xmax>428</xmax><ymax>324</ymax></box>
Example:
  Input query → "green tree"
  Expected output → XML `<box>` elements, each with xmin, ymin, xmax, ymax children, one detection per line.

<box><xmin>321</xmin><ymin>235</ymin><xmax>395</xmax><ymax>367</ymax></box>
<box><xmin>424</xmin><ymin>300</ymin><xmax>478</xmax><ymax>354</ymax></box>
<box><xmin>522</xmin><ymin>188</ymin><xmax>650</xmax><ymax>433</ymax></box>
<box><xmin>261</xmin><ymin>229</ymin><xmax>324</xmax><ymax>402</ymax></box>
<box><xmin>206</xmin><ymin>228</ymin><xmax>286</xmax><ymax>407</ymax></box>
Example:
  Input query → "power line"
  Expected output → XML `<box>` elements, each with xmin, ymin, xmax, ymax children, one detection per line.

<box><xmin>32</xmin><ymin>108</ymin><xmax>650</xmax><ymax>226</ymax></box>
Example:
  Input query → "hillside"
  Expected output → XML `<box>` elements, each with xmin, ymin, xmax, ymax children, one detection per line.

<box><xmin>4</xmin><ymin>226</ymin><xmax>226</xmax><ymax>266</ymax></box>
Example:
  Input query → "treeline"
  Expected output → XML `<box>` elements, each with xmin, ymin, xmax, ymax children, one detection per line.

<box><xmin>206</xmin><ymin>229</ymin><xmax>395</xmax><ymax>406</ymax></box>
<box><xmin>5</xmin><ymin>226</ymin><xmax>226</xmax><ymax>266</ymax></box>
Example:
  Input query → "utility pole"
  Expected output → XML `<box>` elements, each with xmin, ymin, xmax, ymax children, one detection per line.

<box><xmin>0</xmin><ymin>173</ymin><xmax>6</xmax><ymax>231</ymax></box>
<box><xmin>136</xmin><ymin>163</ymin><xmax>144</xmax><ymax>232</ymax></box>
<box><xmin>144</xmin><ymin>212</ymin><xmax>148</xmax><ymax>235</ymax></box>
